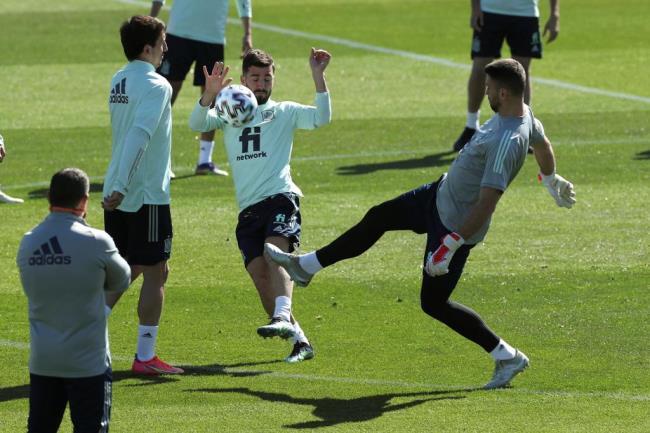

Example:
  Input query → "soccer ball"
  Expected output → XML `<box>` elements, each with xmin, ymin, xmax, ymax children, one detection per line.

<box><xmin>214</xmin><ymin>84</ymin><xmax>258</xmax><ymax>127</ymax></box>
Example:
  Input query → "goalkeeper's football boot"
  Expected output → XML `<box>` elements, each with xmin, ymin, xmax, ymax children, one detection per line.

<box><xmin>131</xmin><ymin>355</ymin><xmax>184</xmax><ymax>375</ymax></box>
<box><xmin>285</xmin><ymin>341</ymin><xmax>315</xmax><ymax>363</ymax></box>
<box><xmin>195</xmin><ymin>162</ymin><xmax>228</xmax><ymax>176</ymax></box>
<box><xmin>452</xmin><ymin>127</ymin><xmax>476</xmax><ymax>152</ymax></box>
<box><xmin>483</xmin><ymin>350</ymin><xmax>529</xmax><ymax>389</ymax></box>
<box><xmin>264</xmin><ymin>243</ymin><xmax>314</xmax><ymax>287</ymax></box>
<box><xmin>257</xmin><ymin>317</ymin><xmax>296</xmax><ymax>339</ymax></box>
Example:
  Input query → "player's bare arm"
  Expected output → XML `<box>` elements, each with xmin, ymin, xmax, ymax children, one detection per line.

<box><xmin>532</xmin><ymin>135</ymin><xmax>576</xmax><ymax>208</ymax></box>
<box><xmin>309</xmin><ymin>48</ymin><xmax>331</xmax><ymax>93</ymax></box>
<box><xmin>543</xmin><ymin>0</ymin><xmax>560</xmax><ymax>43</ymax></box>
<box><xmin>200</xmin><ymin>62</ymin><xmax>233</xmax><ymax>107</ymax></box>
<box><xmin>470</xmin><ymin>0</ymin><xmax>483</xmax><ymax>31</ymax></box>
<box><xmin>149</xmin><ymin>0</ymin><xmax>163</xmax><ymax>17</ymax></box>
<box><xmin>241</xmin><ymin>17</ymin><xmax>252</xmax><ymax>57</ymax></box>
<box><xmin>531</xmin><ymin>135</ymin><xmax>556</xmax><ymax>176</ymax></box>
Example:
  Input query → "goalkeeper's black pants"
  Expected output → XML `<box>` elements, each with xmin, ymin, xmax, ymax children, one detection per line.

<box><xmin>316</xmin><ymin>179</ymin><xmax>500</xmax><ymax>352</ymax></box>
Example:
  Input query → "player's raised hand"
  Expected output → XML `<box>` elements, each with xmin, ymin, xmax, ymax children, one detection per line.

<box><xmin>425</xmin><ymin>233</ymin><xmax>465</xmax><ymax>277</ymax></box>
<box><xmin>309</xmin><ymin>48</ymin><xmax>331</xmax><ymax>73</ymax></box>
<box><xmin>200</xmin><ymin>62</ymin><xmax>232</xmax><ymax>106</ymax></box>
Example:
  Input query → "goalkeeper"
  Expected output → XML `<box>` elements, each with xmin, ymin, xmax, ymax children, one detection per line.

<box><xmin>266</xmin><ymin>59</ymin><xmax>575</xmax><ymax>389</ymax></box>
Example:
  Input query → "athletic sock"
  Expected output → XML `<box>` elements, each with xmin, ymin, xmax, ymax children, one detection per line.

<box><xmin>136</xmin><ymin>325</ymin><xmax>159</xmax><ymax>362</ymax></box>
<box><xmin>273</xmin><ymin>296</ymin><xmax>292</xmax><ymax>322</ymax></box>
<box><xmin>466</xmin><ymin>111</ymin><xmax>480</xmax><ymax>130</ymax></box>
<box><xmin>299</xmin><ymin>252</ymin><xmax>323</xmax><ymax>274</ymax></box>
<box><xmin>198</xmin><ymin>140</ymin><xmax>215</xmax><ymax>165</ymax></box>
<box><xmin>489</xmin><ymin>338</ymin><xmax>517</xmax><ymax>361</ymax></box>
<box><xmin>291</xmin><ymin>320</ymin><xmax>309</xmax><ymax>345</ymax></box>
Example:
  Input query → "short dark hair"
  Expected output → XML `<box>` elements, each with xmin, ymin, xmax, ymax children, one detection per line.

<box><xmin>48</xmin><ymin>168</ymin><xmax>89</xmax><ymax>208</ymax></box>
<box><xmin>484</xmin><ymin>59</ymin><xmax>526</xmax><ymax>97</ymax></box>
<box><xmin>120</xmin><ymin>15</ymin><xmax>165</xmax><ymax>61</ymax></box>
<box><xmin>242</xmin><ymin>49</ymin><xmax>275</xmax><ymax>74</ymax></box>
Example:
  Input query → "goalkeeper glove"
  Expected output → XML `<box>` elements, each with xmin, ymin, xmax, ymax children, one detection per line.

<box><xmin>425</xmin><ymin>232</ymin><xmax>464</xmax><ymax>277</ymax></box>
<box><xmin>539</xmin><ymin>172</ymin><xmax>576</xmax><ymax>208</ymax></box>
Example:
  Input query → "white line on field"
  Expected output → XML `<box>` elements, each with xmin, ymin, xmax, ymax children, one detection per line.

<box><xmin>2</xmin><ymin>136</ymin><xmax>649</xmax><ymax>192</ymax></box>
<box><xmin>2</xmin><ymin>339</ymin><xmax>649</xmax><ymax>401</ymax></box>
<box><xmin>113</xmin><ymin>0</ymin><xmax>650</xmax><ymax>104</ymax></box>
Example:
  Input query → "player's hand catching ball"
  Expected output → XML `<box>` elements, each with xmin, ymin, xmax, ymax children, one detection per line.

<box><xmin>200</xmin><ymin>62</ymin><xmax>233</xmax><ymax>107</ymax></box>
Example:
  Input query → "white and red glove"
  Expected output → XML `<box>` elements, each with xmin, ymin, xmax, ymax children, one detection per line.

<box><xmin>425</xmin><ymin>232</ymin><xmax>464</xmax><ymax>277</ymax></box>
<box><xmin>539</xmin><ymin>172</ymin><xmax>576</xmax><ymax>208</ymax></box>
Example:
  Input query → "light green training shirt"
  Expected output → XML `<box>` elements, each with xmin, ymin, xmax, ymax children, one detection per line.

<box><xmin>190</xmin><ymin>92</ymin><xmax>331</xmax><ymax>210</ymax></box>
<box><xmin>103</xmin><ymin>60</ymin><xmax>173</xmax><ymax>212</ymax></box>
<box><xmin>156</xmin><ymin>0</ymin><xmax>252</xmax><ymax>44</ymax></box>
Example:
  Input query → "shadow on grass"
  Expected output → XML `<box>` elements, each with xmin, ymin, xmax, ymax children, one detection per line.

<box><xmin>27</xmin><ymin>182</ymin><xmax>104</xmax><ymax>200</ymax></box>
<box><xmin>337</xmin><ymin>150</ymin><xmax>455</xmax><ymax>175</ymax></box>
<box><xmin>634</xmin><ymin>150</ymin><xmax>650</xmax><ymax>160</ymax></box>
<box><xmin>0</xmin><ymin>359</ymin><xmax>282</xmax><ymax>402</ymax></box>
<box><xmin>189</xmin><ymin>386</ymin><xmax>479</xmax><ymax>429</ymax></box>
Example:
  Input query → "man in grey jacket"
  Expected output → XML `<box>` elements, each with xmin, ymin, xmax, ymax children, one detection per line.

<box><xmin>17</xmin><ymin>168</ymin><xmax>131</xmax><ymax>433</ymax></box>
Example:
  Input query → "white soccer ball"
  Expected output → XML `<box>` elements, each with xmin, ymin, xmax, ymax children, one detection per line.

<box><xmin>214</xmin><ymin>84</ymin><xmax>258</xmax><ymax>127</ymax></box>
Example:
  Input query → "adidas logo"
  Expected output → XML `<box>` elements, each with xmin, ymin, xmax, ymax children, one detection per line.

<box><xmin>109</xmin><ymin>77</ymin><xmax>129</xmax><ymax>104</ymax></box>
<box><xmin>28</xmin><ymin>236</ymin><xmax>72</xmax><ymax>266</ymax></box>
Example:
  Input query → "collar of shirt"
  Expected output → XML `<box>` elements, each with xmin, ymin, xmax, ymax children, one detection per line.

<box><xmin>127</xmin><ymin>60</ymin><xmax>156</xmax><ymax>73</ymax></box>
<box><xmin>47</xmin><ymin>211</ymin><xmax>87</xmax><ymax>225</ymax></box>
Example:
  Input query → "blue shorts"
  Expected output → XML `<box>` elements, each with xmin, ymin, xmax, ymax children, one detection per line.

<box><xmin>236</xmin><ymin>193</ymin><xmax>302</xmax><ymax>267</ymax></box>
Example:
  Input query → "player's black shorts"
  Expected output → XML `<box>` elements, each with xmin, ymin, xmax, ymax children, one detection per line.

<box><xmin>157</xmin><ymin>33</ymin><xmax>225</xmax><ymax>86</ymax></box>
<box><xmin>28</xmin><ymin>368</ymin><xmax>112</xmax><ymax>433</ymax></box>
<box><xmin>104</xmin><ymin>204</ymin><xmax>173</xmax><ymax>266</ymax></box>
<box><xmin>236</xmin><ymin>193</ymin><xmax>302</xmax><ymax>267</ymax></box>
<box><xmin>471</xmin><ymin>12</ymin><xmax>542</xmax><ymax>59</ymax></box>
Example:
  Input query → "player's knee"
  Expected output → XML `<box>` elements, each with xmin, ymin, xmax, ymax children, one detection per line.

<box><xmin>363</xmin><ymin>203</ymin><xmax>393</xmax><ymax>227</ymax></box>
<box><xmin>162</xmin><ymin>264</ymin><xmax>169</xmax><ymax>284</ymax></box>
<box><xmin>420</xmin><ymin>293</ymin><xmax>449</xmax><ymax>321</ymax></box>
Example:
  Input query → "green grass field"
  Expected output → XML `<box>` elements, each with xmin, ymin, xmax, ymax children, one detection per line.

<box><xmin>1</xmin><ymin>0</ymin><xmax>649</xmax><ymax>431</ymax></box>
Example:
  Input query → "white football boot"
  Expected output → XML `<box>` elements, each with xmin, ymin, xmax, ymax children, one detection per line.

<box><xmin>484</xmin><ymin>350</ymin><xmax>529</xmax><ymax>389</ymax></box>
<box><xmin>264</xmin><ymin>243</ymin><xmax>314</xmax><ymax>287</ymax></box>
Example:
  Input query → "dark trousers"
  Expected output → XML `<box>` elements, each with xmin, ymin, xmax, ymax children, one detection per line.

<box><xmin>28</xmin><ymin>369</ymin><xmax>112</xmax><ymax>433</ymax></box>
<box><xmin>316</xmin><ymin>181</ymin><xmax>500</xmax><ymax>352</ymax></box>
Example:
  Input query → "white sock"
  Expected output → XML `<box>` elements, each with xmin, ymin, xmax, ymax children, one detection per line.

<box><xmin>136</xmin><ymin>325</ymin><xmax>159</xmax><ymax>362</ymax></box>
<box><xmin>489</xmin><ymin>339</ymin><xmax>517</xmax><ymax>361</ymax></box>
<box><xmin>104</xmin><ymin>305</ymin><xmax>112</xmax><ymax>317</ymax></box>
<box><xmin>299</xmin><ymin>252</ymin><xmax>323</xmax><ymax>274</ymax></box>
<box><xmin>198</xmin><ymin>140</ymin><xmax>215</xmax><ymax>165</ymax></box>
<box><xmin>273</xmin><ymin>296</ymin><xmax>292</xmax><ymax>322</ymax></box>
<box><xmin>466</xmin><ymin>111</ymin><xmax>480</xmax><ymax>130</ymax></box>
<box><xmin>291</xmin><ymin>320</ymin><xmax>309</xmax><ymax>345</ymax></box>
